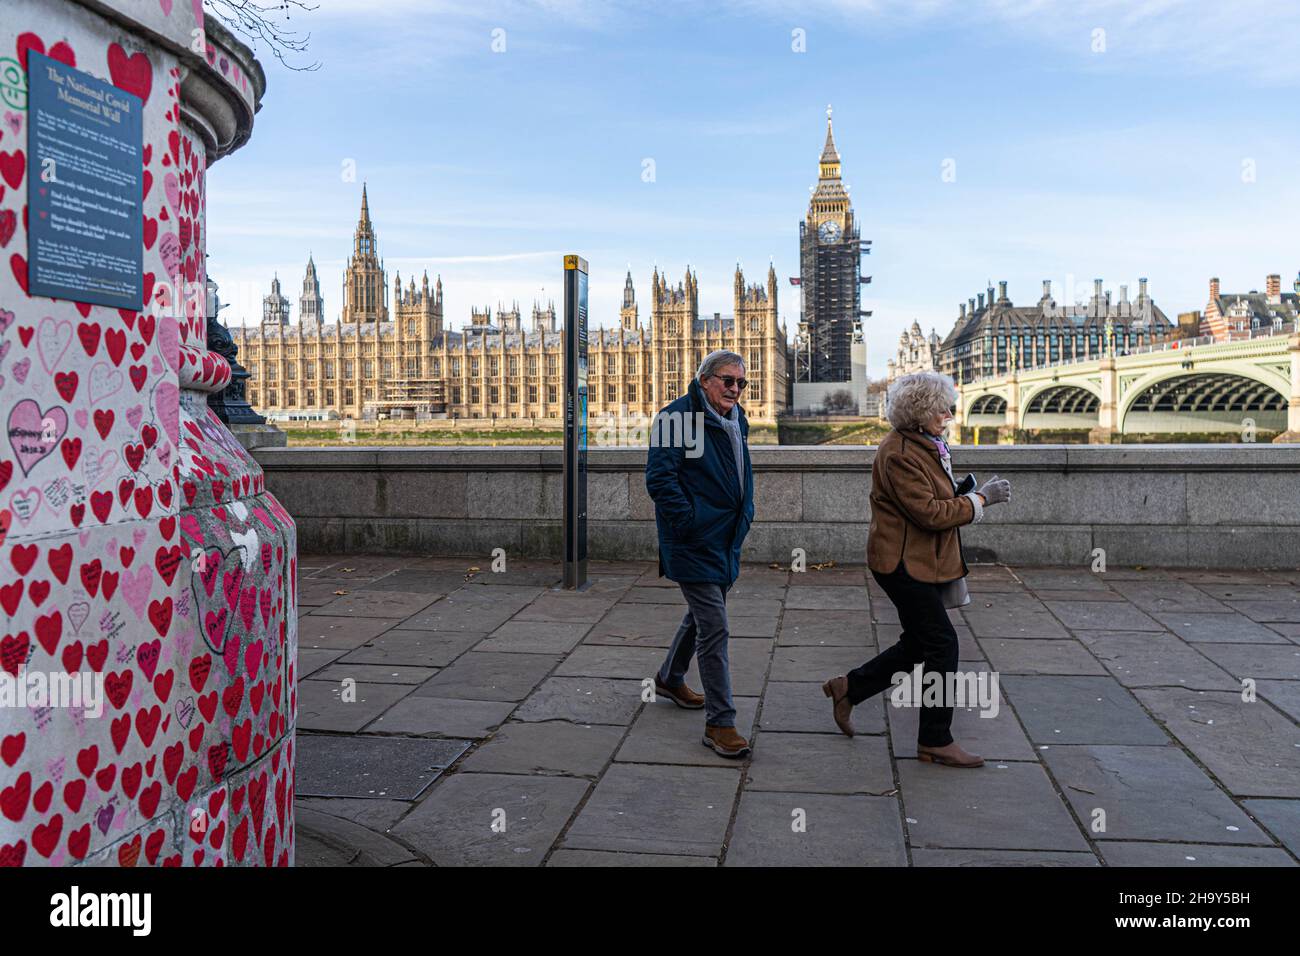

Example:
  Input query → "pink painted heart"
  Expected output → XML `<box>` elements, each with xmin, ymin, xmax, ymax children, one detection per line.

<box><xmin>7</xmin><ymin>400</ymin><xmax>68</xmax><ymax>477</ymax></box>
<box><xmin>74</xmin><ymin>409</ymin><xmax>89</xmax><ymax>429</ymax></box>
<box><xmin>82</xmin><ymin>450</ymin><xmax>119</xmax><ymax>489</ymax></box>
<box><xmin>10</xmin><ymin>358</ymin><xmax>29</xmax><ymax>384</ymax></box>
<box><xmin>153</xmin><ymin>381</ymin><xmax>180</xmax><ymax>445</ymax></box>
<box><xmin>159</xmin><ymin>232</ymin><xmax>181</xmax><ymax>279</ymax></box>
<box><xmin>89</xmin><ymin>362</ymin><xmax>124</xmax><ymax>403</ymax></box>
<box><xmin>9</xmin><ymin>487</ymin><xmax>42</xmax><ymax>524</ymax></box>
<box><xmin>164</xmin><ymin>172</ymin><xmax>181</xmax><ymax>215</ymax></box>
<box><xmin>125</xmin><ymin>404</ymin><xmax>144</xmax><ymax>430</ymax></box>
<box><xmin>159</xmin><ymin>315</ymin><xmax>180</xmax><ymax>372</ymax></box>
<box><xmin>2</xmin><ymin>113</ymin><xmax>19</xmax><ymax>136</ymax></box>
<box><xmin>37</xmin><ymin>316</ymin><xmax>73</xmax><ymax>374</ymax></box>
<box><xmin>120</xmin><ymin>564</ymin><xmax>154</xmax><ymax>622</ymax></box>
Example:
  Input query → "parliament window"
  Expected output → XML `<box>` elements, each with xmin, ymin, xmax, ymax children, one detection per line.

<box><xmin>626</xmin><ymin>384</ymin><xmax>636</xmax><ymax>402</ymax></box>
<box><xmin>470</xmin><ymin>357</ymin><xmax>480</xmax><ymax>377</ymax></box>
<box><xmin>508</xmin><ymin>355</ymin><xmax>518</xmax><ymax>376</ymax></box>
<box><xmin>450</xmin><ymin>357</ymin><xmax>460</xmax><ymax>376</ymax></box>
<box><xmin>528</xmin><ymin>385</ymin><xmax>537</xmax><ymax>403</ymax></box>
<box><xmin>363</xmin><ymin>360</ymin><xmax>374</xmax><ymax>377</ymax></box>
<box><xmin>508</xmin><ymin>385</ymin><xmax>518</xmax><ymax>403</ymax></box>
<box><xmin>627</xmin><ymin>355</ymin><xmax>636</xmax><ymax>374</ymax></box>
<box><xmin>344</xmin><ymin>360</ymin><xmax>355</xmax><ymax>377</ymax></box>
<box><xmin>607</xmin><ymin>385</ymin><xmax>616</xmax><ymax>402</ymax></box>
<box><xmin>489</xmin><ymin>385</ymin><xmax>499</xmax><ymax>404</ymax></box>
<box><xmin>547</xmin><ymin>385</ymin><xmax>557</xmax><ymax>403</ymax></box>
<box><xmin>488</xmin><ymin>356</ymin><xmax>499</xmax><ymax>377</ymax></box>
<box><xmin>471</xmin><ymin>386</ymin><xmax>480</xmax><ymax>403</ymax></box>
<box><xmin>528</xmin><ymin>356</ymin><xmax>538</xmax><ymax>376</ymax></box>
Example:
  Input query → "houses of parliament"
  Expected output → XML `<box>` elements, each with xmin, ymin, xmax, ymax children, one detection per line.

<box><xmin>236</xmin><ymin>186</ymin><xmax>791</xmax><ymax>424</ymax></box>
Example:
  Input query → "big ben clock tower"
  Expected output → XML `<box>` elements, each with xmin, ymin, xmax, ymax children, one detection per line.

<box><xmin>797</xmin><ymin>106</ymin><xmax>869</xmax><ymax>383</ymax></box>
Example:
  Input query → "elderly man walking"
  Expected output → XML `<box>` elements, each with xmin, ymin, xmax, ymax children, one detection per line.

<box><xmin>644</xmin><ymin>350</ymin><xmax>755</xmax><ymax>758</ymax></box>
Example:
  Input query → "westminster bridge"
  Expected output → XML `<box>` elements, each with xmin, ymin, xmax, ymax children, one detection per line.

<box><xmin>954</xmin><ymin>325</ymin><xmax>1300</xmax><ymax>442</ymax></box>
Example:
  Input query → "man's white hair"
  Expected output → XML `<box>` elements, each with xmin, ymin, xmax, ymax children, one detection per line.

<box><xmin>697</xmin><ymin>349</ymin><xmax>746</xmax><ymax>382</ymax></box>
<box><xmin>885</xmin><ymin>370</ymin><xmax>957</xmax><ymax>430</ymax></box>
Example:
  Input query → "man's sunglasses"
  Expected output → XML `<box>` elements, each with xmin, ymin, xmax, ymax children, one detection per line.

<box><xmin>712</xmin><ymin>375</ymin><xmax>748</xmax><ymax>390</ymax></box>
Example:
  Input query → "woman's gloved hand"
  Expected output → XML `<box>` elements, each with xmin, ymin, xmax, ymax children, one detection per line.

<box><xmin>976</xmin><ymin>474</ymin><xmax>1011</xmax><ymax>506</ymax></box>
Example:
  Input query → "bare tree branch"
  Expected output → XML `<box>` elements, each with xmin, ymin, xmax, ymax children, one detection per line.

<box><xmin>203</xmin><ymin>0</ymin><xmax>321</xmax><ymax>71</ymax></box>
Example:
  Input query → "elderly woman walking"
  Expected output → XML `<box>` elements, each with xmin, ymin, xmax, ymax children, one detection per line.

<box><xmin>823</xmin><ymin>371</ymin><xmax>1010</xmax><ymax>767</ymax></box>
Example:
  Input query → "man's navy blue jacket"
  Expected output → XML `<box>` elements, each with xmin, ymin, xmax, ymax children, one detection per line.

<box><xmin>644</xmin><ymin>378</ymin><xmax>755</xmax><ymax>586</ymax></box>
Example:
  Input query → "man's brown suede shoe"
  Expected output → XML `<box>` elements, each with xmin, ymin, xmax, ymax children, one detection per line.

<box><xmin>821</xmin><ymin>675</ymin><xmax>855</xmax><ymax>737</ymax></box>
<box><xmin>702</xmin><ymin>725</ymin><xmax>751</xmax><ymax>758</ymax></box>
<box><xmin>917</xmin><ymin>741</ymin><xmax>984</xmax><ymax>768</ymax></box>
<box><xmin>654</xmin><ymin>676</ymin><xmax>704</xmax><ymax>710</ymax></box>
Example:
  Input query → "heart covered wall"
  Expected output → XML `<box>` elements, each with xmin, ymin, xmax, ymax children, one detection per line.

<box><xmin>1</xmin><ymin>0</ymin><xmax>295</xmax><ymax>867</ymax></box>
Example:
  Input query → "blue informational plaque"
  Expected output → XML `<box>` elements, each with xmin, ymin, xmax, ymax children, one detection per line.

<box><xmin>26</xmin><ymin>51</ymin><xmax>144</xmax><ymax>311</ymax></box>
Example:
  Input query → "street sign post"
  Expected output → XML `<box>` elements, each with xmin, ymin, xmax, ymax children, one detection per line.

<box><xmin>562</xmin><ymin>255</ymin><xmax>589</xmax><ymax>589</ymax></box>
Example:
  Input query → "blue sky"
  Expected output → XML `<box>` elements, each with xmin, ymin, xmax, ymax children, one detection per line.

<box><xmin>207</xmin><ymin>0</ymin><xmax>1300</xmax><ymax>376</ymax></box>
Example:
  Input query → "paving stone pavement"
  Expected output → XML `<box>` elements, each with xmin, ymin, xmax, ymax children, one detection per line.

<box><xmin>290</xmin><ymin>555</ymin><xmax>1300</xmax><ymax>867</ymax></box>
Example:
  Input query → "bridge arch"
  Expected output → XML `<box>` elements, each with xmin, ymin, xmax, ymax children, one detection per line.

<box><xmin>965</xmin><ymin>392</ymin><xmax>1007</xmax><ymax>427</ymax></box>
<box><xmin>1021</xmin><ymin>383</ymin><xmax>1101</xmax><ymax>430</ymax></box>
<box><xmin>1119</xmin><ymin>369</ymin><xmax>1288</xmax><ymax>436</ymax></box>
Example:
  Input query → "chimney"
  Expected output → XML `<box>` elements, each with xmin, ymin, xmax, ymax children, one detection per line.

<box><xmin>1209</xmin><ymin>276</ymin><xmax>1219</xmax><ymax>301</ymax></box>
<box><xmin>997</xmin><ymin>280</ymin><xmax>1008</xmax><ymax>303</ymax></box>
<box><xmin>969</xmin><ymin>297</ymin><xmax>976</xmax><ymax>316</ymax></box>
<box><xmin>1041</xmin><ymin>279</ymin><xmax>1052</xmax><ymax>300</ymax></box>
<box><xmin>1119</xmin><ymin>284</ymin><xmax>1128</xmax><ymax>303</ymax></box>
<box><xmin>1266</xmin><ymin>273</ymin><xmax>1281</xmax><ymax>303</ymax></box>
<box><xmin>959</xmin><ymin>303</ymin><xmax>966</xmax><ymax>320</ymax></box>
<box><xmin>977</xmin><ymin>293</ymin><xmax>985</xmax><ymax>310</ymax></box>
<box><xmin>1093</xmin><ymin>278</ymin><xmax>1104</xmax><ymax>301</ymax></box>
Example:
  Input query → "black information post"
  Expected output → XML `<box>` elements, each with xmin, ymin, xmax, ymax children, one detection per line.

<box><xmin>27</xmin><ymin>51</ymin><xmax>144</xmax><ymax>311</ymax></box>
<box><xmin>562</xmin><ymin>255</ymin><xmax>589</xmax><ymax>590</ymax></box>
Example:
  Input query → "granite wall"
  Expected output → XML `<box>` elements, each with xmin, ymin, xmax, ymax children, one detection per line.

<box><xmin>255</xmin><ymin>445</ymin><xmax>1300</xmax><ymax>569</ymax></box>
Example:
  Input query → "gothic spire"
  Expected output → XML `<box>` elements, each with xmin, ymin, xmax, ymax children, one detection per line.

<box><xmin>820</xmin><ymin>104</ymin><xmax>840</xmax><ymax>167</ymax></box>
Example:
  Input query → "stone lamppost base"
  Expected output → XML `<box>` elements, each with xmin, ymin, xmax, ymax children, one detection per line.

<box><xmin>230</xmin><ymin>422</ymin><xmax>289</xmax><ymax>451</ymax></box>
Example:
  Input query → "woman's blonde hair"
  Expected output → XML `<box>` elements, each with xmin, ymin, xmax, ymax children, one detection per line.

<box><xmin>885</xmin><ymin>370</ymin><xmax>957</xmax><ymax>431</ymax></box>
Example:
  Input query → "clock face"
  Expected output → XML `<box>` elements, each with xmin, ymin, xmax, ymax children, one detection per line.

<box><xmin>818</xmin><ymin>220</ymin><xmax>841</xmax><ymax>242</ymax></box>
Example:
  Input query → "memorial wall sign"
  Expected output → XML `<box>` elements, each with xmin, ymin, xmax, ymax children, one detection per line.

<box><xmin>27</xmin><ymin>49</ymin><xmax>144</xmax><ymax>310</ymax></box>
